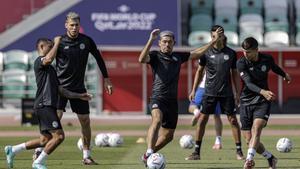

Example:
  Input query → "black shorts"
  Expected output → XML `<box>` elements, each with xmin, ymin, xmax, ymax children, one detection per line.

<box><xmin>240</xmin><ymin>102</ymin><xmax>271</xmax><ymax>130</ymax></box>
<box><xmin>57</xmin><ymin>89</ymin><xmax>90</xmax><ymax>114</ymax></box>
<box><xmin>35</xmin><ymin>106</ymin><xmax>62</xmax><ymax>135</ymax></box>
<box><xmin>149</xmin><ymin>98</ymin><xmax>178</xmax><ymax>129</ymax></box>
<box><xmin>200</xmin><ymin>95</ymin><xmax>235</xmax><ymax>115</ymax></box>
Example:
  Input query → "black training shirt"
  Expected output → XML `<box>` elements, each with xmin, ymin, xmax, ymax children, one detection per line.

<box><xmin>56</xmin><ymin>33</ymin><xmax>108</xmax><ymax>90</ymax></box>
<box><xmin>237</xmin><ymin>53</ymin><xmax>286</xmax><ymax>105</ymax></box>
<box><xmin>148</xmin><ymin>51</ymin><xmax>190</xmax><ymax>99</ymax></box>
<box><xmin>34</xmin><ymin>56</ymin><xmax>58</xmax><ymax>109</ymax></box>
<box><xmin>199</xmin><ymin>46</ymin><xmax>237</xmax><ymax>97</ymax></box>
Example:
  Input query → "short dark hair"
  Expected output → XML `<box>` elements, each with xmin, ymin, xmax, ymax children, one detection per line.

<box><xmin>242</xmin><ymin>37</ymin><xmax>258</xmax><ymax>50</ymax></box>
<box><xmin>210</xmin><ymin>25</ymin><xmax>224</xmax><ymax>32</ymax></box>
<box><xmin>36</xmin><ymin>38</ymin><xmax>52</xmax><ymax>49</ymax></box>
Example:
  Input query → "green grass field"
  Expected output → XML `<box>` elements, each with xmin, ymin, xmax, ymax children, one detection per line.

<box><xmin>0</xmin><ymin>125</ymin><xmax>299</xmax><ymax>169</ymax></box>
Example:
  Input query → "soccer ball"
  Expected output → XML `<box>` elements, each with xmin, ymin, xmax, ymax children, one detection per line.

<box><xmin>95</xmin><ymin>133</ymin><xmax>109</xmax><ymax>147</ymax></box>
<box><xmin>108</xmin><ymin>133</ymin><xmax>124</xmax><ymax>147</ymax></box>
<box><xmin>77</xmin><ymin>138</ymin><xmax>93</xmax><ymax>151</ymax></box>
<box><xmin>276</xmin><ymin>138</ymin><xmax>293</xmax><ymax>152</ymax></box>
<box><xmin>147</xmin><ymin>153</ymin><xmax>166</xmax><ymax>169</ymax></box>
<box><xmin>179</xmin><ymin>135</ymin><xmax>194</xmax><ymax>149</ymax></box>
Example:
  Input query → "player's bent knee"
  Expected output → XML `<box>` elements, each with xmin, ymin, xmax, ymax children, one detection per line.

<box><xmin>152</xmin><ymin>118</ymin><xmax>162</xmax><ymax>126</ymax></box>
<box><xmin>56</xmin><ymin>134</ymin><xmax>65</xmax><ymax>143</ymax></box>
<box><xmin>53</xmin><ymin>132</ymin><xmax>65</xmax><ymax>144</ymax></box>
<box><xmin>78</xmin><ymin>115</ymin><xmax>91</xmax><ymax>126</ymax></box>
<box><xmin>40</xmin><ymin>136</ymin><xmax>51</xmax><ymax>146</ymax></box>
<box><xmin>229</xmin><ymin>118</ymin><xmax>239</xmax><ymax>126</ymax></box>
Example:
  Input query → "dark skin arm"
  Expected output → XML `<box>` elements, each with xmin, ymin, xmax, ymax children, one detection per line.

<box><xmin>58</xmin><ymin>86</ymin><xmax>92</xmax><ymax>101</ymax></box>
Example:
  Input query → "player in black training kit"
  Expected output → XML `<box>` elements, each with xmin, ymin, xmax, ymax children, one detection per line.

<box><xmin>238</xmin><ymin>37</ymin><xmax>291</xmax><ymax>169</ymax></box>
<box><xmin>139</xmin><ymin>27</ymin><xmax>223</xmax><ymax>166</ymax></box>
<box><xmin>5</xmin><ymin>37</ymin><xmax>92</xmax><ymax>169</ymax></box>
<box><xmin>186</xmin><ymin>25</ymin><xmax>244</xmax><ymax>161</ymax></box>
<box><xmin>55</xmin><ymin>12</ymin><xmax>113</xmax><ymax>165</ymax></box>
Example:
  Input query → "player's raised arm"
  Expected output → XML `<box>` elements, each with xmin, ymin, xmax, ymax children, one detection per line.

<box><xmin>42</xmin><ymin>36</ymin><xmax>61</xmax><ymax>65</ymax></box>
<box><xmin>189</xmin><ymin>27</ymin><xmax>223</xmax><ymax>60</ymax></box>
<box><xmin>138</xmin><ymin>29</ymin><xmax>160</xmax><ymax>63</ymax></box>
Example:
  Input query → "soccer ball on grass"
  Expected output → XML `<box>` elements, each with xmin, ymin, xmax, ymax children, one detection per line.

<box><xmin>147</xmin><ymin>153</ymin><xmax>166</xmax><ymax>169</ymax></box>
<box><xmin>179</xmin><ymin>135</ymin><xmax>194</xmax><ymax>149</ymax></box>
<box><xmin>276</xmin><ymin>137</ymin><xmax>293</xmax><ymax>153</ymax></box>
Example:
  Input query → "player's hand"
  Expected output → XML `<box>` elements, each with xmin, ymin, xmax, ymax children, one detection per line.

<box><xmin>54</xmin><ymin>36</ymin><xmax>62</xmax><ymax>44</ymax></box>
<box><xmin>189</xmin><ymin>90</ymin><xmax>196</xmax><ymax>102</ymax></box>
<box><xmin>212</xmin><ymin>27</ymin><xmax>224</xmax><ymax>43</ymax></box>
<box><xmin>260</xmin><ymin>89</ymin><xmax>276</xmax><ymax>101</ymax></box>
<box><xmin>79</xmin><ymin>93</ymin><xmax>93</xmax><ymax>101</ymax></box>
<box><xmin>284</xmin><ymin>73</ymin><xmax>291</xmax><ymax>84</ymax></box>
<box><xmin>149</xmin><ymin>29</ymin><xmax>160</xmax><ymax>41</ymax></box>
<box><xmin>104</xmin><ymin>78</ymin><xmax>113</xmax><ymax>95</ymax></box>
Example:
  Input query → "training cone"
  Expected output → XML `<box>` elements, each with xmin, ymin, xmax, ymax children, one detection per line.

<box><xmin>136</xmin><ymin>137</ymin><xmax>146</xmax><ymax>144</ymax></box>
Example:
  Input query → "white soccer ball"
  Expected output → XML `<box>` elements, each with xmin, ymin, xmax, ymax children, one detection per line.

<box><xmin>147</xmin><ymin>153</ymin><xmax>166</xmax><ymax>169</ymax></box>
<box><xmin>95</xmin><ymin>133</ymin><xmax>109</xmax><ymax>147</ymax></box>
<box><xmin>108</xmin><ymin>133</ymin><xmax>124</xmax><ymax>147</ymax></box>
<box><xmin>276</xmin><ymin>137</ymin><xmax>293</xmax><ymax>153</ymax></box>
<box><xmin>77</xmin><ymin>138</ymin><xmax>93</xmax><ymax>151</ymax></box>
<box><xmin>179</xmin><ymin>135</ymin><xmax>194</xmax><ymax>149</ymax></box>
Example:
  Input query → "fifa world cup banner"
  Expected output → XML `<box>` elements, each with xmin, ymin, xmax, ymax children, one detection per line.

<box><xmin>2</xmin><ymin>0</ymin><xmax>180</xmax><ymax>51</ymax></box>
<box><xmin>85</xmin><ymin>0</ymin><xmax>180</xmax><ymax>45</ymax></box>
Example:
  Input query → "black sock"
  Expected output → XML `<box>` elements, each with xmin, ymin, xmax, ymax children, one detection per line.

<box><xmin>236</xmin><ymin>142</ymin><xmax>242</xmax><ymax>152</ymax></box>
<box><xmin>268</xmin><ymin>155</ymin><xmax>274</xmax><ymax>161</ymax></box>
<box><xmin>267</xmin><ymin>155</ymin><xmax>275</xmax><ymax>165</ymax></box>
<box><xmin>194</xmin><ymin>141</ymin><xmax>202</xmax><ymax>155</ymax></box>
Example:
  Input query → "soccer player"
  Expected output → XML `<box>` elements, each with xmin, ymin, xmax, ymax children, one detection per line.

<box><xmin>189</xmin><ymin>69</ymin><xmax>223</xmax><ymax>149</ymax></box>
<box><xmin>4</xmin><ymin>37</ymin><xmax>92</xmax><ymax>169</ymax></box>
<box><xmin>185</xmin><ymin>25</ymin><xmax>244</xmax><ymax>161</ymax></box>
<box><xmin>139</xmin><ymin>27</ymin><xmax>223</xmax><ymax>166</ymax></box>
<box><xmin>55</xmin><ymin>12</ymin><xmax>113</xmax><ymax>165</ymax></box>
<box><xmin>189</xmin><ymin>36</ymin><xmax>229</xmax><ymax>149</ymax></box>
<box><xmin>238</xmin><ymin>37</ymin><xmax>291</xmax><ymax>169</ymax></box>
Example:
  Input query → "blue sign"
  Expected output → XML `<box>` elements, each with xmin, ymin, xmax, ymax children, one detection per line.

<box><xmin>2</xmin><ymin>0</ymin><xmax>180</xmax><ymax>51</ymax></box>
